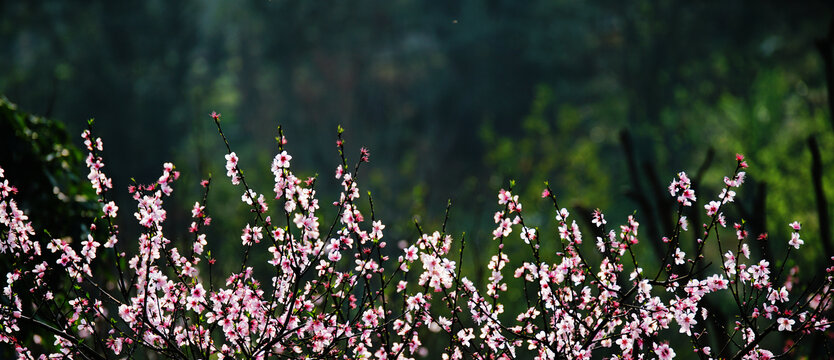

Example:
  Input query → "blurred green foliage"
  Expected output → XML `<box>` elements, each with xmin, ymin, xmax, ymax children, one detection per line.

<box><xmin>0</xmin><ymin>96</ymin><xmax>97</xmax><ymax>242</ymax></box>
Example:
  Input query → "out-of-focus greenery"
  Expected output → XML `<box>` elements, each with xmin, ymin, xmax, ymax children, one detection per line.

<box><xmin>3</xmin><ymin>0</ymin><xmax>834</xmax><ymax>357</ymax></box>
<box><xmin>0</xmin><ymin>96</ymin><xmax>98</xmax><ymax>243</ymax></box>
<box><xmin>698</xmin><ymin>69</ymin><xmax>834</xmax><ymax>266</ymax></box>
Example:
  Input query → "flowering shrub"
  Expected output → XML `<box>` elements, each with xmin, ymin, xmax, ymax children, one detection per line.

<box><xmin>1</xmin><ymin>114</ymin><xmax>832</xmax><ymax>359</ymax></box>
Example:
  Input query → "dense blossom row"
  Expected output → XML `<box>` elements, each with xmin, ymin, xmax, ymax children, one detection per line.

<box><xmin>0</xmin><ymin>117</ymin><xmax>832</xmax><ymax>359</ymax></box>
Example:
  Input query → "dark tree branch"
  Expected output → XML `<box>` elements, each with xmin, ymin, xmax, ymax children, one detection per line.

<box><xmin>20</xmin><ymin>315</ymin><xmax>106</xmax><ymax>360</ymax></box>
<box><xmin>642</xmin><ymin>161</ymin><xmax>674</xmax><ymax>237</ymax></box>
<box><xmin>809</xmin><ymin>135</ymin><xmax>833</xmax><ymax>260</ymax></box>
<box><xmin>815</xmin><ymin>20</ymin><xmax>834</xmax><ymax>131</ymax></box>
<box><xmin>753</xmin><ymin>182</ymin><xmax>774</xmax><ymax>266</ymax></box>
<box><xmin>619</xmin><ymin>129</ymin><xmax>665</xmax><ymax>259</ymax></box>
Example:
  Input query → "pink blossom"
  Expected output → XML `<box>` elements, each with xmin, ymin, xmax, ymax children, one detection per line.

<box><xmin>591</xmin><ymin>209</ymin><xmax>606</xmax><ymax>227</ymax></box>
<box><xmin>520</xmin><ymin>227</ymin><xmax>536</xmax><ymax>244</ymax></box>
<box><xmin>371</xmin><ymin>220</ymin><xmax>385</xmax><ymax>240</ymax></box>
<box><xmin>705</xmin><ymin>200</ymin><xmax>720</xmax><ymax>216</ymax></box>
<box><xmin>719</xmin><ymin>188</ymin><xmax>736</xmax><ymax>204</ymax></box>
<box><xmin>404</xmin><ymin>245</ymin><xmax>419</xmax><ymax>262</ymax></box>
<box><xmin>497</xmin><ymin>189</ymin><xmax>513</xmax><ymax>205</ymax></box>
<box><xmin>102</xmin><ymin>201</ymin><xmax>119</xmax><ymax>218</ymax></box>
<box><xmin>224</xmin><ymin>152</ymin><xmax>240</xmax><ymax>185</ymax></box>
<box><xmin>777</xmin><ymin>317</ymin><xmax>794</xmax><ymax>332</ymax></box>
<box><xmin>789</xmin><ymin>232</ymin><xmax>804</xmax><ymax>249</ymax></box>
<box><xmin>2</xmin><ymin>128</ymin><xmax>830</xmax><ymax>359</ymax></box>
<box><xmin>272</xmin><ymin>150</ymin><xmax>292</xmax><ymax>170</ymax></box>
<box><xmin>654</xmin><ymin>342</ymin><xmax>676</xmax><ymax>360</ymax></box>
<box><xmin>674</xmin><ymin>248</ymin><xmax>686</xmax><ymax>265</ymax></box>
<box><xmin>191</xmin><ymin>201</ymin><xmax>204</xmax><ymax>218</ymax></box>
<box><xmin>676</xmin><ymin>311</ymin><xmax>697</xmax><ymax>335</ymax></box>
<box><xmin>669</xmin><ymin>172</ymin><xmax>696</xmax><ymax>206</ymax></box>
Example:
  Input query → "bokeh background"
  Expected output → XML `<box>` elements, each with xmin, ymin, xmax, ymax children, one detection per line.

<box><xmin>3</xmin><ymin>1</ymin><xmax>834</xmax><ymax>357</ymax></box>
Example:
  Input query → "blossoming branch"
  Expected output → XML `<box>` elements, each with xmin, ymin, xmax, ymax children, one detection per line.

<box><xmin>0</xmin><ymin>115</ymin><xmax>832</xmax><ymax>359</ymax></box>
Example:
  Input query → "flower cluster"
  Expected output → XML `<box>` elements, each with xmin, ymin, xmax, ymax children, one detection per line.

<box><xmin>0</xmin><ymin>119</ymin><xmax>832</xmax><ymax>360</ymax></box>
